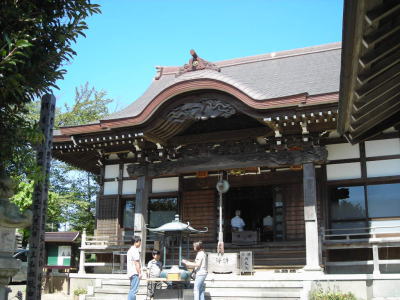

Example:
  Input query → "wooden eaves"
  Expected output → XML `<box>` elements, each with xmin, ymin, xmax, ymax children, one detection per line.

<box><xmin>338</xmin><ymin>0</ymin><xmax>400</xmax><ymax>144</ymax></box>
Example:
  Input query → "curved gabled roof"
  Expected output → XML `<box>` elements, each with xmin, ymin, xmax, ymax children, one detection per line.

<box><xmin>105</xmin><ymin>42</ymin><xmax>341</xmax><ymax>121</ymax></box>
<box><xmin>53</xmin><ymin>43</ymin><xmax>341</xmax><ymax>138</ymax></box>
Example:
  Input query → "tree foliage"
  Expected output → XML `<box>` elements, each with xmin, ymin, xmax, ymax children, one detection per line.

<box><xmin>11</xmin><ymin>83</ymin><xmax>111</xmax><ymax>241</ymax></box>
<box><xmin>56</xmin><ymin>83</ymin><xmax>112</xmax><ymax>128</ymax></box>
<box><xmin>0</xmin><ymin>0</ymin><xmax>100</xmax><ymax>174</ymax></box>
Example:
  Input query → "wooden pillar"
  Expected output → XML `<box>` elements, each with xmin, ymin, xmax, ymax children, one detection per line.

<box><xmin>134</xmin><ymin>175</ymin><xmax>151</xmax><ymax>264</ymax></box>
<box><xmin>78</xmin><ymin>229</ymin><xmax>86</xmax><ymax>274</ymax></box>
<box><xmin>372</xmin><ymin>244</ymin><xmax>380</xmax><ymax>274</ymax></box>
<box><xmin>26</xmin><ymin>94</ymin><xmax>56</xmax><ymax>300</ymax></box>
<box><xmin>302</xmin><ymin>162</ymin><xmax>323</xmax><ymax>272</ymax></box>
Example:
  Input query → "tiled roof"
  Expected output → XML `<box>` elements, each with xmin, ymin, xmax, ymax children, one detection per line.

<box><xmin>45</xmin><ymin>231</ymin><xmax>79</xmax><ymax>243</ymax></box>
<box><xmin>106</xmin><ymin>43</ymin><xmax>341</xmax><ymax>121</ymax></box>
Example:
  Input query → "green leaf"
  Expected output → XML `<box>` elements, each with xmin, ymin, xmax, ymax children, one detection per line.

<box><xmin>15</xmin><ymin>40</ymin><xmax>32</xmax><ymax>48</ymax></box>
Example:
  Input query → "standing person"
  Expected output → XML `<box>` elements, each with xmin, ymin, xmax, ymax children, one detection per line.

<box><xmin>182</xmin><ymin>241</ymin><xmax>207</xmax><ymax>300</ymax></box>
<box><xmin>127</xmin><ymin>236</ymin><xmax>142</xmax><ymax>300</ymax></box>
<box><xmin>146</xmin><ymin>249</ymin><xmax>162</xmax><ymax>300</ymax></box>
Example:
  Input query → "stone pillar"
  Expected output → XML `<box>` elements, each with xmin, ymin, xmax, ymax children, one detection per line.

<box><xmin>302</xmin><ymin>162</ymin><xmax>323</xmax><ymax>272</ymax></box>
<box><xmin>78</xmin><ymin>229</ymin><xmax>86</xmax><ymax>274</ymax></box>
<box><xmin>134</xmin><ymin>176</ymin><xmax>151</xmax><ymax>265</ymax></box>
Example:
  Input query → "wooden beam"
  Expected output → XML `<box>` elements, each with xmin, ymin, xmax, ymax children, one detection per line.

<box><xmin>357</xmin><ymin>50</ymin><xmax>400</xmax><ymax>84</ymax></box>
<box><xmin>355</xmin><ymin>64</ymin><xmax>400</xmax><ymax>99</ymax></box>
<box><xmin>362</xmin><ymin>19</ymin><xmax>400</xmax><ymax>48</ymax></box>
<box><xmin>355</xmin><ymin>73</ymin><xmax>400</xmax><ymax>108</ymax></box>
<box><xmin>353</xmin><ymin>84</ymin><xmax>400</xmax><ymax>120</ymax></box>
<box><xmin>349</xmin><ymin>110</ymin><xmax>400</xmax><ymax>143</ymax></box>
<box><xmin>365</xmin><ymin>2</ymin><xmax>400</xmax><ymax>25</ymax></box>
<box><xmin>352</xmin><ymin>98</ymin><xmax>400</xmax><ymax>130</ymax></box>
<box><xmin>169</xmin><ymin>127</ymin><xmax>272</xmax><ymax>146</ymax></box>
<box><xmin>359</xmin><ymin>34</ymin><xmax>400</xmax><ymax>68</ymax></box>
<box><xmin>127</xmin><ymin>146</ymin><xmax>327</xmax><ymax>177</ymax></box>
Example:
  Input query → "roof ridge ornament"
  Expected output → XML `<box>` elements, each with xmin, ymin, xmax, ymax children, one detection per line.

<box><xmin>177</xmin><ymin>49</ymin><xmax>220</xmax><ymax>77</ymax></box>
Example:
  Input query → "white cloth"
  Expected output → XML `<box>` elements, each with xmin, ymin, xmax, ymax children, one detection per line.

<box><xmin>127</xmin><ymin>245</ymin><xmax>140</xmax><ymax>278</ymax></box>
<box><xmin>231</xmin><ymin>216</ymin><xmax>245</xmax><ymax>229</ymax></box>
<box><xmin>263</xmin><ymin>215</ymin><xmax>273</xmax><ymax>226</ymax></box>
<box><xmin>195</xmin><ymin>250</ymin><xmax>207</xmax><ymax>276</ymax></box>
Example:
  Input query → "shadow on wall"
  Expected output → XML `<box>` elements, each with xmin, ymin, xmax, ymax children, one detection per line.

<box><xmin>42</xmin><ymin>272</ymin><xmax>69</xmax><ymax>293</ymax></box>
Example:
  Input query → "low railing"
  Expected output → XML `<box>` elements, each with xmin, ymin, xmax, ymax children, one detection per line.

<box><xmin>321</xmin><ymin>225</ymin><xmax>400</xmax><ymax>274</ymax></box>
<box><xmin>78</xmin><ymin>229</ymin><xmax>160</xmax><ymax>274</ymax></box>
<box><xmin>85</xmin><ymin>235</ymin><xmax>112</xmax><ymax>247</ymax></box>
<box><xmin>323</xmin><ymin>224</ymin><xmax>400</xmax><ymax>240</ymax></box>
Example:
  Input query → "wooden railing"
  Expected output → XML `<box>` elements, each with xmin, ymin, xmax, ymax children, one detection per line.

<box><xmin>321</xmin><ymin>225</ymin><xmax>400</xmax><ymax>274</ymax></box>
<box><xmin>78</xmin><ymin>229</ymin><xmax>159</xmax><ymax>274</ymax></box>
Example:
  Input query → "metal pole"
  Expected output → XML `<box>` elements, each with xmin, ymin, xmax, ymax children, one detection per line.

<box><xmin>217</xmin><ymin>191</ymin><xmax>224</xmax><ymax>254</ymax></box>
<box><xmin>179</xmin><ymin>234</ymin><xmax>182</xmax><ymax>267</ymax></box>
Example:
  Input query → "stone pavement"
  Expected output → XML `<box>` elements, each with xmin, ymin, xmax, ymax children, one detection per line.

<box><xmin>7</xmin><ymin>284</ymin><xmax>70</xmax><ymax>300</ymax></box>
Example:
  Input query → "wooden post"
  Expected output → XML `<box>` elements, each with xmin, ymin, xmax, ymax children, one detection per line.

<box><xmin>302</xmin><ymin>162</ymin><xmax>323</xmax><ymax>272</ymax></box>
<box><xmin>134</xmin><ymin>175</ymin><xmax>151</xmax><ymax>265</ymax></box>
<box><xmin>26</xmin><ymin>94</ymin><xmax>56</xmax><ymax>300</ymax></box>
<box><xmin>372</xmin><ymin>245</ymin><xmax>380</xmax><ymax>274</ymax></box>
<box><xmin>78</xmin><ymin>229</ymin><xmax>86</xmax><ymax>274</ymax></box>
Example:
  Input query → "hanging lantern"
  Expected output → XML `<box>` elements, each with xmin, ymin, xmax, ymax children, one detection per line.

<box><xmin>216</xmin><ymin>179</ymin><xmax>229</xmax><ymax>194</ymax></box>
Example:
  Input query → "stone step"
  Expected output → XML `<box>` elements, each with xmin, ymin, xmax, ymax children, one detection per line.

<box><xmin>88</xmin><ymin>290</ymin><xmax>301</xmax><ymax>300</ymax></box>
<box><xmin>99</xmin><ymin>281</ymin><xmax>303</xmax><ymax>289</ymax></box>
<box><xmin>89</xmin><ymin>279</ymin><xmax>303</xmax><ymax>299</ymax></box>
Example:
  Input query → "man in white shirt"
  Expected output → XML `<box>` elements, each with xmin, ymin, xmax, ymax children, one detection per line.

<box><xmin>231</xmin><ymin>210</ymin><xmax>245</xmax><ymax>231</ymax></box>
<box><xmin>127</xmin><ymin>236</ymin><xmax>142</xmax><ymax>300</ymax></box>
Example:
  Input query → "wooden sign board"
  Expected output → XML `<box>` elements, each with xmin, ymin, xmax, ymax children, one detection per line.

<box><xmin>207</xmin><ymin>252</ymin><xmax>238</xmax><ymax>274</ymax></box>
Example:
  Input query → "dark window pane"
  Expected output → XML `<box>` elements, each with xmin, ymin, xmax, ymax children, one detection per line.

<box><xmin>148</xmin><ymin>197</ymin><xmax>178</xmax><ymax>228</ymax></box>
<box><xmin>330</xmin><ymin>221</ymin><xmax>368</xmax><ymax>235</ymax></box>
<box><xmin>123</xmin><ymin>200</ymin><xmax>135</xmax><ymax>228</ymax></box>
<box><xmin>330</xmin><ymin>186</ymin><xmax>366</xmax><ymax>220</ymax></box>
<box><xmin>367</xmin><ymin>183</ymin><xmax>400</xmax><ymax>218</ymax></box>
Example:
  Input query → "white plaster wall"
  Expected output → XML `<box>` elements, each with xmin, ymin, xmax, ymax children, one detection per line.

<box><xmin>103</xmin><ymin>181</ymin><xmax>118</xmax><ymax>195</ymax></box>
<box><xmin>327</xmin><ymin>143</ymin><xmax>360</xmax><ymax>160</ymax></box>
<box><xmin>152</xmin><ymin>177</ymin><xmax>179</xmax><ymax>193</ymax></box>
<box><xmin>367</xmin><ymin>159</ymin><xmax>400</xmax><ymax>177</ymax></box>
<box><xmin>369</xmin><ymin>219</ymin><xmax>400</xmax><ymax>234</ymax></box>
<box><xmin>104</xmin><ymin>164</ymin><xmax>119</xmax><ymax>179</ymax></box>
<box><xmin>365</xmin><ymin>138</ymin><xmax>400</xmax><ymax>157</ymax></box>
<box><xmin>327</xmin><ymin>162</ymin><xmax>361</xmax><ymax>180</ymax></box>
<box><xmin>122</xmin><ymin>180</ymin><xmax>137</xmax><ymax>195</ymax></box>
<box><xmin>123</xmin><ymin>164</ymin><xmax>130</xmax><ymax>177</ymax></box>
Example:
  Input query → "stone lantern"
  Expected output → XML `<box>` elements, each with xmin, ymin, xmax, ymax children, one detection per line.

<box><xmin>0</xmin><ymin>174</ymin><xmax>32</xmax><ymax>300</ymax></box>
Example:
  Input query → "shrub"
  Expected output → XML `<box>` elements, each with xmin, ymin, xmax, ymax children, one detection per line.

<box><xmin>309</xmin><ymin>284</ymin><xmax>357</xmax><ymax>300</ymax></box>
<box><xmin>73</xmin><ymin>288</ymin><xmax>87</xmax><ymax>296</ymax></box>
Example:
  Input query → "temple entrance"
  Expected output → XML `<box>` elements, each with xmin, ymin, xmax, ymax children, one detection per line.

<box><xmin>224</xmin><ymin>186</ymin><xmax>275</xmax><ymax>242</ymax></box>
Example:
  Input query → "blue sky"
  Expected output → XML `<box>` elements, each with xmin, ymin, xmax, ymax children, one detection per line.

<box><xmin>54</xmin><ymin>0</ymin><xmax>344</xmax><ymax>112</ymax></box>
